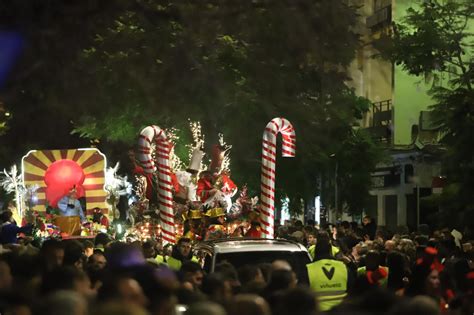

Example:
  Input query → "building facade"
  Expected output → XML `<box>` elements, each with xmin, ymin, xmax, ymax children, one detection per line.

<box><xmin>345</xmin><ymin>0</ymin><xmax>444</xmax><ymax>229</ymax></box>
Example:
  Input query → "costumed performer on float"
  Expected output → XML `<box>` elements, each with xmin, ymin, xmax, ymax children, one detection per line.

<box><xmin>57</xmin><ymin>186</ymin><xmax>87</xmax><ymax>223</ymax></box>
<box><xmin>182</xmin><ymin>208</ymin><xmax>203</xmax><ymax>241</ymax></box>
<box><xmin>245</xmin><ymin>210</ymin><xmax>263</xmax><ymax>238</ymax></box>
<box><xmin>92</xmin><ymin>207</ymin><xmax>110</xmax><ymax>228</ymax></box>
<box><xmin>197</xmin><ymin>144</ymin><xmax>237</xmax><ymax>211</ymax></box>
<box><xmin>174</xmin><ymin>147</ymin><xmax>203</xmax><ymax>204</ymax></box>
<box><xmin>204</xmin><ymin>207</ymin><xmax>227</xmax><ymax>240</ymax></box>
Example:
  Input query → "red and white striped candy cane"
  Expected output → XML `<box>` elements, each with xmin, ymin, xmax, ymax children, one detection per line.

<box><xmin>137</xmin><ymin>125</ymin><xmax>176</xmax><ymax>244</ymax></box>
<box><xmin>260</xmin><ymin>118</ymin><xmax>296</xmax><ymax>238</ymax></box>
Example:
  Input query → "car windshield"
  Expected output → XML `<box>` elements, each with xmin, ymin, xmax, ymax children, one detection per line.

<box><xmin>215</xmin><ymin>250</ymin><xmax>310</xmax><ymax>284</ymax></box>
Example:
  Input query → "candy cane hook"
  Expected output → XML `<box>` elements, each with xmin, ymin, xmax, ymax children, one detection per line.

<box><xmin>260</xmin><ymin>118</ymin><xmax>296</xmax><ymax>238</ymax></box>
<box><xmin>137</xmin><ymin>125</ymin><xmax>175</xmax><ymax>244</ymax></box>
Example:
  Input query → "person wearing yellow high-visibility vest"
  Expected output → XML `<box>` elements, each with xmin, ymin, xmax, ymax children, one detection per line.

<box><xmin>158</xmin><ymin>237</ymin><xmax>199</xmax><ymax>271</ymax></box>
<box><xmin>307</xmin><ymin>233</ymin><xmax>349</xmax><ymax>312</ymax></box>
<box><xmin>307</xmin><ymin>231</ymin><xmax>341</xmax><ymax>260</ymax></box>
<box><xmin>155</xmin><ymin>243</ymin><xmax>173</xmax><ymax>266</ymax></box>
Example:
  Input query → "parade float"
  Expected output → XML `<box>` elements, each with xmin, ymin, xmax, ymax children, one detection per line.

<box><xmin>126</xmin><ymin>117</ymin><xmax>296</xmax><ymax>244</ymax></box>
<box><xmin>0</xmin><ymin>118</ymin><xmax>296</xmax><ymax>243</ymax></box>
<box><xmin>1</xmin><ymin>148</ymin><xmax>111</xmax><ymax>238</ymax></box>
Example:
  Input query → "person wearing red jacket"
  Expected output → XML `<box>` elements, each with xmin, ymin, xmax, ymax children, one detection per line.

<box><xmin>245</xmin><ymin>211</ymin><xmax>262</xmax><ymax>238</ymax></box>
<box><xmin>197</xmin><ymin>171</ymin><xmax>218</xmax><ymax>203</ymax></box>
<box><xmin>219</xmin><ymin>173</ymin><xmax>237</xmax><ymax>196</ymax></box>
<box><xmin>197</xmin><ymin>171</ymin><xmax>238</xmax><ymax>203</ymax></box>
<box><xmin>92</xmin><ymin>207</ymin><xmax>109</xmax><ymax>228</ymax></box>
<box><xmin>245</xmin><ymin>221</ymin><xmax>262</xmax><ymax>238</ymax></box>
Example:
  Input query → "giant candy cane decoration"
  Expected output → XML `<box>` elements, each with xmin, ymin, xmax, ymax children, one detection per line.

<box><xmin>260</xmin><ymin>118</ymin><xmax>296</xmax><ymax>238</ymax></box>
<box><xmin>137</xmin><ymin>125</ymin><xmax>176</xmax><ymax>244</ymax></box>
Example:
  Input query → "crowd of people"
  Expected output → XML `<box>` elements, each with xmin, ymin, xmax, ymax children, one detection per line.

<box><xmin>0</xmin><ymin>213</ymin><xmax>473</xmax><ymax>315</ymax></box>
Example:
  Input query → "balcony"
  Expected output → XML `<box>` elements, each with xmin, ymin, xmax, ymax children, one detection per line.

<box><xmin>365</xmin><ymin>99</ymin><xmax>393</xmax><ymax>144</ymax></box>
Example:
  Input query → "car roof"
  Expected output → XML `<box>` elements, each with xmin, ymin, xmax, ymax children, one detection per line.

<box><xmin>195</xmin><ymin>238</ymin><xmax>308</xmax><ymax>254</ymax></box>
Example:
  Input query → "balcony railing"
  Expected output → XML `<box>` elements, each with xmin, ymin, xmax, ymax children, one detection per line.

<box><xmin>371</xmin><ymin>99</ymin><xmax>392</xmax><ymax>127</ymax></box>
<box><xmin>372</xmin><ymin>99</ymin><xmax>392</xmax><ymax>114</ymax></box>
<box><xmin>366</xmin><ymin>99</ymin><xmax>392</xmax><ymax>143</ymax></box>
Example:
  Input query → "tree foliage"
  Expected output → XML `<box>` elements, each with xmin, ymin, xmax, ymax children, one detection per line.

<box><xmin>386</xmin><ymin>0</ymin><xmax>474</xmax><ymax>223</ymax></box>
<box><xmin>1</xmin><ymin>0</ymin><xmax>382</xmax><ymax>216</ymax></box>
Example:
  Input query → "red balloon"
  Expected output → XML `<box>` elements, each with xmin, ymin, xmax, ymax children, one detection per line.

<box><xmin>44</xmin><ymin>159</ymin><xmax>85</xmax><ymax>207</ymax></box>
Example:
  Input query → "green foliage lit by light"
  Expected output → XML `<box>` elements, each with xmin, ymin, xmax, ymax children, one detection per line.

<box><xmin>388</xmin><ymin>0</ymin><xmax>474</xmax><ymax>226</ymax></box>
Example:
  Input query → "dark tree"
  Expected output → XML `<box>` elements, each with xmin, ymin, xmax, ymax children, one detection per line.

<box><xmin>1</xmin><ymin>0</ymin><xmax>382</xmax><ymax>215</ymax></box>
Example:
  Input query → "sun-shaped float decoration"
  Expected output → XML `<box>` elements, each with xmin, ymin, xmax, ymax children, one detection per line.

<box><xmin>21</xmin><ymin>148</ymin><xmax>107</xmax><ymax>216</ymax></box>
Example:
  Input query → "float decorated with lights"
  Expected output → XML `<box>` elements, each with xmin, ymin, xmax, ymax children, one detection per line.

<box><xmin>126</xmin><ymin>117</ymin><xmax>295</xmax><ymax>244</ymax></box>
<box><xmin>0</xmin><ymin>118</ymin><xmax>295</xmax><ymax>242</ymax></box>
<box><xmin>0</xmin><ymin>148</ymin><xmax>112</xmax><ymax>238</ymax></box>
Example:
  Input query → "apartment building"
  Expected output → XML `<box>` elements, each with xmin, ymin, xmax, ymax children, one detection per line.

<box><xmin>345</xmin><ymin>0</ymin><xmax>444</xmax><ymax>230</ymax></box>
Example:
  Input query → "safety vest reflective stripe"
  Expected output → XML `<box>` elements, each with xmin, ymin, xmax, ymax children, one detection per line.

<box><xmin>317</xmin><ymin>290</ymin><xmax>347</xmax><ymax>297</ymax></box>
<box><xmin>319</xmin><ymin>294</ymin><xmax>347</xmax><ymax>302</ymax></box>
<box><xmin>307</xmin><ymin>259</ymin><xmax>348</xmax><ymax>311</ymax></box>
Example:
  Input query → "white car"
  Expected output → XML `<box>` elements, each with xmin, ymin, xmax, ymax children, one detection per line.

<box><xmin>193</xmin><ymin>238</ymin><xmax>311</xmax><ymax>284</ymax></box>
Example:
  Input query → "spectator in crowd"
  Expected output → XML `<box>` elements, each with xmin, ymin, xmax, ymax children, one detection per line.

<box><xmin>181</xmin><ymin>261</ymin><xmax>204</xmax><ymax>291</ymax></box>
<box><xmin>38</xmin><ymin>290</ymin><xmax>88</xmax><ymax>315</ymax></box>
<box><xmin>187</xmin><ymin>301</ymin><xmax>227</xmax><ymax>315</ymax></box>
<box><xmin>386</xmin><ymin>251</ymin><xmax>409</xmax><ymax>295</ymax></box>
<box><xmin>97</xmin><ymin>274</ymin><xmax>148</xmax><ymax>308</ymax></box>
<box><xmin>202</xmin><ymin>272</ymin><xmax>234</xmax><ymax>306</ymax></box>
<box><xmin>238</xmin><ymin>264</ymin><xmax>266</xmax><ymax>294</ymax></box>
<box><xmin>39</xmin><ymin>238</ymin><xmax>64</xmax><ymax>271</ymax></box>
<box><xmin>405</xmin><ymin>247</ymin><xmax>447</xmax><ymax>310</ymax></box>
<box><xmin>63</xmin><ymin>240</ymin><xmax>86</xmax><ymax>270</ymax></box>
<box><xmin>272</xmin><ymin>287</ymin><xmax>318</xmax><ymax>315</ymax></box>
<box><xmin>229</xmin><ymin>294</ymin><xmax>271</xmax><ymax>315</ymax></box>
<box><xmin>94</xmin><ymin>233</ymin><xmax>112</xmax><ymax>252</ymax></box>
<box><xmin>41</xmin><ymin>266</ymin><xmax>94</xmax><ymax>299</ymax></box>
<box><xmin>0</xmin><ymin>255</ymin><xmax>12</xmax><ymax>293</ymax></box>
<box><xmin>362</xmin><ymin>215</ymin><xmax>377</xmax><ymax>240</ymax></box>
<box><xmin>88</xmin><ymin>250</ymin><xmax>107</xmax><ymax>271</ymax></box>
<box><xmin>0</xmin><ymin>216</ymin><xmax>472</xmax><ymax>315</ymax></box>
<box><xmin>166</xmin><ymin>237</ymin><xmax>195</xmax><ymax>270</ymax></box>
<box><xmin>0</xmin><ymin>211</ymin><xmax>32</xmax><ymax>245</ymax></box>
<box><xmin>83</xmin><ymin>240</ymin><xmax>94</xmax><ymax>258</ymax></box>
